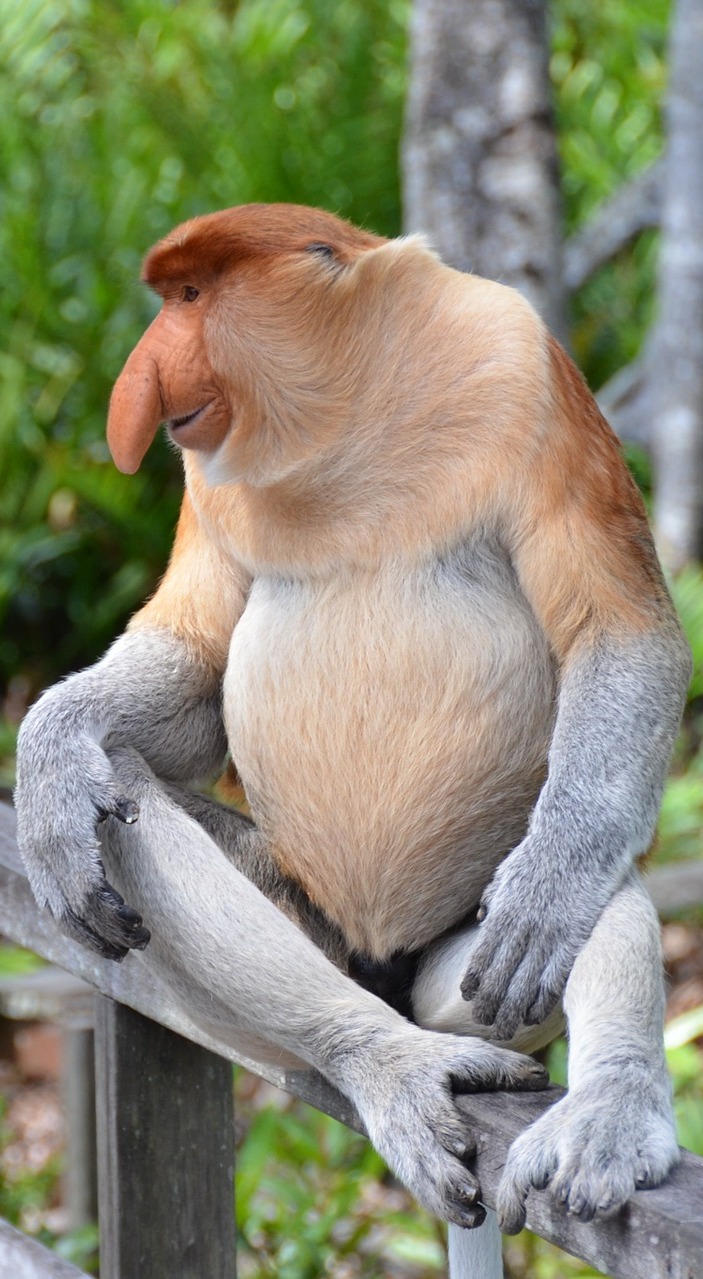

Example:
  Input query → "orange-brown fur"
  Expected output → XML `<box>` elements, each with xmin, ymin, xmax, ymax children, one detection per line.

<box><xmin>129</xmin><ymin>492</ymin><xmax>249</xmax><ymax>673</ymax></box>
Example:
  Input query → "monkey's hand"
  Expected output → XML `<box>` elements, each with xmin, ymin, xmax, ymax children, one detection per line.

<box><xmin>460</xmin><ymin>835</ymin><xmax>611</xmax><ymax>1040</ymax></box>
<box><xmin>15</xmin><ymin>688</ymin><xmax>151</xmax><ymax>961</ymax></box>
<box><xmin>340</xmin><ymin>1028</ymin><xmax>548</xmax><ymax>1228</ymax></box>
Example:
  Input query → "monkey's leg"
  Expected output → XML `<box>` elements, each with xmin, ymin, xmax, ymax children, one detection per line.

<box><xmin>495</xmin><ymin>869</ymin><xmax>678</xmax><ymax>1233</ymax></box>
<box><xmin>413</xmin><ymin>925</ymin><xmax>560</xmax><ymax>1279</ymax></box>
<box><xmin>412</xmin><ymin>874</ymin><xmax>676</xmax><ymax>1272</ymax></box>
<box><xmin>155</xmin><ymin>781</ymin><xmax>350</xmax><ymax>966</ymax></box>
<box><xmin>99</xmin><ymin>747</ymin><xmax>550</xmax><ymax>1231</ymax></box>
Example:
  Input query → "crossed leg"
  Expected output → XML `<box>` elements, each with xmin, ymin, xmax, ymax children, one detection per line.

<box><xmin>97</xmin><ymin>746</ymin><xmax>550</xmax><ymax>1231</ymax></box>
<box><xmin>100</xmin><ymin>748</ymin><xmax>676</xmax><ymax>1254</ymax></box>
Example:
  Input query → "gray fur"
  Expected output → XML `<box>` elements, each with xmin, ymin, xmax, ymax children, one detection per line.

<box><xmin>494</xmin><ymin>872</ymin><xmax>678</xmax><ymax>1230</ymax></box>
<box><xmin>96</xmin><ymin>745</ymin><xmax>549</xmax><ymax>1227</ymax></box>
<box><xmin>416</xmin><ymin>870</ymin><xmax>679</xmax><ymax>1231</ymax></box>
<box><xmin>15</xmin><ymin>630</ymin><xmax>228</xmax><ymax>956</ymax></box>
<box><xmin>13</xmin><ymin>564</ymin><xmax>690</xmax><ymax>1240</ymax></box>
<box><xmin>158</xmin><ymin>781</ymin><xmax>350</xmax><ymax>966</ymax></box>
<box><xmin>460</xmin><ymin>626</ymin><xmax>692</xmax><ymax>1037</ymax></box>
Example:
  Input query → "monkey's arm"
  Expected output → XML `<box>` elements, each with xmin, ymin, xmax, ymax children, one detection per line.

<box><xmin>461</xmin><ymin>339</ymin><xmax>692</xmax><ymax>1039</ymax></box>
<box><xmin>14</xmin><ymin>494</ymin><xmax>249</xmax><ymax>958</ymax></box>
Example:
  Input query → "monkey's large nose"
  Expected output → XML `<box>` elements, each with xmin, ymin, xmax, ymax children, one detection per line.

<box><xmin>107</xmin><ymin>330</ymin><xmax>163</xmax><ymax>473</ymax></box>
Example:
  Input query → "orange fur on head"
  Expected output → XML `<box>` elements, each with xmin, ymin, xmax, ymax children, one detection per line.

<box><xmin>142</xmin><ymin>203</ymin><xmax>385</xmax><ymax>296</ymax></box>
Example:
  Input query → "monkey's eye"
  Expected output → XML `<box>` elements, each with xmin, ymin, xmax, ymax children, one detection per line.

<box><xmin>181</xmin><ymin>285</ymin><xmax>200</xmax><ymax>302</ymax></box>
<box><xmin>306</xmin><ymin>243</ymin><xmax>336</xmax><ymax>261</ymax></box>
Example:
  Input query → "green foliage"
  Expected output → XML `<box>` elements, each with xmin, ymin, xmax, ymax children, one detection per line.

<box><xmin>0</xmin><ymin>0</ymin><xmax>682</xmax><ymax>696</ymax></box>
<box><xmin>235</xmin><ymin>1083</ymin><xmax>446</xmax><ymax>1277</ymax></box>
<box><xmin>671</xmin><ymin>566</ymin><xmax>703</xmax><ymax>704</ymax></box>
<box><xmin>0</xmin><ymin>1085</ymin><xmax>98</xmax><ymax>1272</ymax></box>
<box><xmin>550</xmin><ymin>0</ymin><xmax>671</xmax><ymax>387</ymax></box>
<box><xmin>0</xmin><ymin>0</ymin><xmax>408</xmax><ymax>694</ymax></box>
<box><xmin>0</xmin><ymin>943</ymin><xmax>44</xmax><ymax>977</ymax></box>
<box><xmin>0</xmin><ymin>719</ymin><xmax>17</xmax><ymax>790</ymax></box>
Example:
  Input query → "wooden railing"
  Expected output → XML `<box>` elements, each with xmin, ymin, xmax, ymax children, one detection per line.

<box><xmin>0</xmin><ymin>799</ymin><xmax>702</xmax><ymax>1279</ymax></box>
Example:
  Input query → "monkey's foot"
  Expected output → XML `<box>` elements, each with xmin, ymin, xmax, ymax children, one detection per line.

<box><xmin>342</xmin><ymin>1031</ymin><xmax>548</xmax><ymax>1229</ymax></box>
<box><xmin>496</xmin><ymin>1065</ymin><xmax>679</xmax><ymax>1233</ymax></box>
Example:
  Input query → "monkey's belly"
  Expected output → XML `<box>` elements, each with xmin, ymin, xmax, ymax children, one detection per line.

<box><xmin>224</xmin><ymin>548</ymin><xmax>556</xmax><ymax>958</ymax></box>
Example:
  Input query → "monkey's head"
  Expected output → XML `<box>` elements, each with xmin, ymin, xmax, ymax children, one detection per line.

<box><xmin>107</xmin><ymin>204</ymin><xmax>389</xmax><ymax>484</ymax></box>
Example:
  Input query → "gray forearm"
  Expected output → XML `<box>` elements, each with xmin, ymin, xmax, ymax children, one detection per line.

<box><xmin>528</xmin><ymin>626</ymin><xmax>691</xmax><ymax>873</ymax></box>
<box><xmin>460</xmin><ymin>622</ymin><xmax>690</xmax><ymax>1036</ymax></box>
<box><xmin>18</xmin><ymin>629</ymin><xmax>227</xmax><ymax>785</ymax></box>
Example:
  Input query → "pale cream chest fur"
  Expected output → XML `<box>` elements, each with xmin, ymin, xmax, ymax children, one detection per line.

<box><xmin>223</xmin><ymin>539</ymin><xmax>556</xmax><ymax>958</ymax></box>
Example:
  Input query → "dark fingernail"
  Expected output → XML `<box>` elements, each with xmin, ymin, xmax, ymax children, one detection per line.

<box><xmin>118</xmin><ymin>904</ymin><xmax>142</xmax><ymax>924</ymax></box>
<box><xmin>459</xmin><ymin>1204</ymin><xmax>486</xmax><ymax>1228</ymax></box>
<box><xmin>501</xmin><ymin>1213</ymin><xmax>525</xmax><ymax>1236</ymax></box>
<box><xmin>461</xmin><ymin>975</ymin><xmax>479</xmax><ymax>999</ymax></box>
<box><xmin>132</xmin><ymin>929</ymin><xmax>151</xmax><ymax>950</ymax></box>
<box><xmin>459</xmin><ymin>1181</ymin><xmax>479</xmax><ymax>1203</ymax></box>
<box><xmin>114</xmin><ymin>797</ymin><xmax>139</xmax><ymax>824</ymax></box>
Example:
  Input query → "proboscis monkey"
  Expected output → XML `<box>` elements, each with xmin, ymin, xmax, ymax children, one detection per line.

<box><xmin>15</xmin><ymin>205</ymin><xmax>690</xmax><ymax>1276</ymax></box>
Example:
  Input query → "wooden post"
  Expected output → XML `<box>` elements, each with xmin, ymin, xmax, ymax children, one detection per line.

<box><xmin>94</xmin><ymin>997</ymin><xmax>235</xmax><ymax>1279</ymax></box>
<box><xmin>63</xmin><ymin>1027</ymin><xmax>98</xmax><ymax>1229</ymax></box>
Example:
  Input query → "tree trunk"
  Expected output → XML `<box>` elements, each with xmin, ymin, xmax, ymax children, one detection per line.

<box><xmin>402</xmin><ymin>0</ymin><xmax>566</xmax><ymax>338</ymax></box>
<box><xmin>650</xmin><ymin>0</ymin><xmax>703</xmax><ymax>569</ymax></box>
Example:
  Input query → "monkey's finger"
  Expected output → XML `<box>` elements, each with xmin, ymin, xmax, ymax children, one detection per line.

<box><xmin>76</xmin><ymin>875</ymin><xmax>151</xmax><ymax>953</ymax></box>
<box><xmin>525</xmin><ymin>981</ymin><xmax>562</xmax><ymax>1027</ymax></box>
<box><xmin>112</xmin><ymin>796</ymin><xmax>140</xmax><ymax>824</ymax></box>
<box><xmin>524</xmin><ymin>944</ymin><xmax>571</xmax><ymax>1025</ymax></box>
<box><xmin>96</xmin><ymin>795</ymin><xmax>140</xmax><ymax>825</ymax></box>
<box><xmin>449</xmin><ymin>1193</ymin><xmax>486</xmax><ymax>1230</ymax></box>
<box><xmin>61</xmin><ymin>902</ymin><xmax>131</xmax><ymax>962</ymax></box>
<box><xmin>487</xmin><ymin>950</ymin><xmax>548</xmax><ymax>1040</ymax></box>
<box><xmin>460</xmin><ymin>934</ymin><xmax>503</xmax><ymax>1000</ymax></box>
<box><xmin>438</xmin><ymin>1124</ymin><xmax>477</xmax><ymax>1163</ymax></box>
<box><xmin>448</xmin><ymin>1047</ymin><xmax>548</xmax><ymax>1094</ymax></box>
<box><xmin>465</xmin><ymin>935</ymin><xmax>532</xmax><ymax>1024</ymax></box>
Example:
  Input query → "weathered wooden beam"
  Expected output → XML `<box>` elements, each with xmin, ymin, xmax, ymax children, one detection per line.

<box><xmin>2</xmin><ymin>801</ymin><xmax>703</xmax><ymax>1279</ymax></box>
<box><xmin>453</xmin><ymin>1088</ymin><xmax>703</xmax><ymax>1279</ymax></box>
<box><xmin>0</xmin><ymin>967</ymin><xmax>94</xmax><ymax>1028</ymax></box>
<box><xmin>95</xmin><ymin>998</ymin><xmax>235</xmax><ymax>1279</ymax></box>
<box><xmin>0</xmin><ymin>1218</ymin><xmax>88</xmax><ymax>1278</ymax></box>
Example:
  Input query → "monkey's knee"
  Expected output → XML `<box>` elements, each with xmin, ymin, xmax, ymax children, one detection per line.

<box><xmin>100</xmin><ymin>745</ymin><xmax>190</xmax><ymax>870</ymax></box>
<box><xmin>412</xmin><ymin>926</ymin><xmax>564</xmax><ymax>1053</ymax></box>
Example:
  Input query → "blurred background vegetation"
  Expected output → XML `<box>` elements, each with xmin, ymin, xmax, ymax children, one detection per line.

<box><xmin>0</xmin><ymin>0</ymin><xmax>701</xmax><ymax>1276</ymax></box>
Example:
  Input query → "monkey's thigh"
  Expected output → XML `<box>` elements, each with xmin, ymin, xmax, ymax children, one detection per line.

<box><xmin>411</xmin><ymin>924</ymin><xmax>564</xmax><ymax>1054</ymax></box>
<box><xmin>96</xmin><ymin>746</ymin><xmax>319</xmax><ymax>1067</ymax></box>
